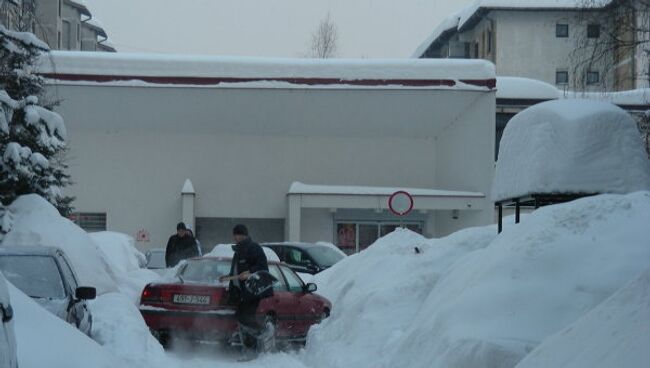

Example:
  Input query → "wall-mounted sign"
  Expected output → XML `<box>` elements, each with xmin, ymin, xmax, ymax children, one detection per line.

<box><xmin>136</xmin><ymin>229</ymin><xmax>150</xmax><ymax>242</ymax></box>
<box><xmin>388</xmin><ymin>191</ymin><xmax>414</xmax><ymax>216</ymax></box>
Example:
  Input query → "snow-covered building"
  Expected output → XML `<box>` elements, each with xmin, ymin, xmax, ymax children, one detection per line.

<box><xmin>413</xmin><ymin>0</ymin><xmax>648</xmax><ymax>92</ymax></box>
<box><xmin>37</xmin><ymin>52</ymin><xmax>498</xmax><ymax>252</ymax></box>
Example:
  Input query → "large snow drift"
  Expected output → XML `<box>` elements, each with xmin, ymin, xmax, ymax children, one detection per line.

<box><xmin>493</xmin><ymin>100</ymin><xmax>650</xmax><ymax>201</ymax></box>
<box><xmin>90</xmin><ymin>231</ymin><xmax>146</xmax><ymax>273</ymax></box>
<box><xmin>306</xmin><ymin>191</ymin><xmax>650</xmax><ymax>368</ymax></box>
<box><xmin>515</xmin><ymin>269</ymin><xmax>650</xmax><ymax>368</ymax></box>
<box><xmin>0</xmin><ymin>195</ymin><xmax>118</xmax><ymax>294</ymax></box>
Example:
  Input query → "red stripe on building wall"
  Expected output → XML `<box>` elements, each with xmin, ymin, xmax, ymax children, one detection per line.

<box><xmin>40</xmin><ymin>73</ymin><xmax>497</xmax><ymax>89</ymax></box>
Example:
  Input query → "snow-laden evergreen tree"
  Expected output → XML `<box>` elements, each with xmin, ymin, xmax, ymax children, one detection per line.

<box><xmin>0</xmin><ymin>25</ymin><xmax>73</xmax><ymax>215</ymax></box>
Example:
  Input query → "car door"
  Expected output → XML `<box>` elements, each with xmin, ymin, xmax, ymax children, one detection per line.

<box><xmin>57</xmin><ymin>253</ymin><xmax>92</xmax><ymax>336</ymax></box>
<box><xmin>259</xmin><ymin>264</ymin><xmax>296</xmax><ymax>337</ymax></box>
<box><xmin>277</xmin><ymin>265</ymin><xmax>321</xmax><ymax>335</ymax></box>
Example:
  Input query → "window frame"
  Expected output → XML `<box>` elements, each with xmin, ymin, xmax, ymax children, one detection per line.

<box><xmin>587</xmin><ymin>24</ymin><xmax>600</xmax><ymax>38</ymax></box>
<box><xmin>556</xmin><ymin>23</ymin><xmax>569</xmax><ymax>38</ymax></box>
<box><xmin>586</xmin><ymin>70</ymin><xmax>600</xmax><ymax>85</ymax></box>
<box><xmin>556</xmin><ymin>70</ymin><xmax>569</xmax><ymax>85</ymax></box>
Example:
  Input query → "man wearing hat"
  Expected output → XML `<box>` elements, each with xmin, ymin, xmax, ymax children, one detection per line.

<box><xmin>220</xmin><ymin>224</ymin><xmax>273</xmax><ymax>353</ymax></box>
<box><xmin>164</xmin><ymin>222</ymin><xmax>199</xmax><ymax>267</ymax></box>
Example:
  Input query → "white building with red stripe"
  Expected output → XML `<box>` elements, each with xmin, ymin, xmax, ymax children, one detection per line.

<box><xmin>38</xmin><ymin>51</ymin><xmax>497</xmax><ymax>253</ymax></box>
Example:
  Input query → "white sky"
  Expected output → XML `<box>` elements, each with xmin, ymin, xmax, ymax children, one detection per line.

<box><xmin>82</xmin><ymin>0</ymin><xmax>474</xmax><ymax>58</ymax></box>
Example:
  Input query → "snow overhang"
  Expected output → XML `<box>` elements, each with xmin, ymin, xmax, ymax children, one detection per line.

<box><xmin>65</xmin><ymin>0</ymin><xmax>91</xmax><ymax>17</ymax></box>
<box><xmin>83</xmin><ymin>18</ymin><xmax>107</xmax><ymax>38</ymax></box>
<box><xmin>36</xmin><ymin>51</ymin><xmax>496</xmax><ymax>90</ymax></box>
<box><xmin>288</xmin><ymin>182</ymin><xmax>486</xmax><ymax>211</ymax></box>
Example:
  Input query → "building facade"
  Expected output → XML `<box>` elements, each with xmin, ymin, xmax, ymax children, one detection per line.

<box><xmin>0</xmin><ymin>0</ymin><xmax>113</xmax><ymax>52</ymax></box>
<box><xmin>38</xmin><ymin>52</ymin><xmax>497</xmax><ymax>253</ymax></box>
<box><xmin>413</xmin><ymin>1</ymin><xmax>649</xmax><ymax>92</ymax></box>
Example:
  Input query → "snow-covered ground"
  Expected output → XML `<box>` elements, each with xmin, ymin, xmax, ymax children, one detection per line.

<box><xmin>1</xmin><ymin>192</ymin><xmax>649</xmax><ymax>367</ymax></box>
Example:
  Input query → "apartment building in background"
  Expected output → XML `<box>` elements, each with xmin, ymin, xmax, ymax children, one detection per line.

<box><xmin>0</xmin><ymin>0</ymin><xmax>114</xmax><ymax>52</ymax></box>
<box><xmin>413</xmin><ymin>0</ymin><xmax>649</xmax><ymax>92</ymax></box>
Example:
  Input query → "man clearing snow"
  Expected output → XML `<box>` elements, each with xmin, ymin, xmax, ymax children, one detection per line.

<box><xmin>165</xmin><ymin>222</ymin><xmax>199</xmax><ymax>267</ymax></box>
<box><xmin>219</xmin><ymin>224</ymin><xmax>275</xmax><ymax>356</ymax></box>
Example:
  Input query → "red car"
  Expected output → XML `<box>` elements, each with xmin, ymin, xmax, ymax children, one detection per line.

<box><xmin>139</xmin><ymin>256</ymin><xmax>332</xmax><ymax>347</ymax></box>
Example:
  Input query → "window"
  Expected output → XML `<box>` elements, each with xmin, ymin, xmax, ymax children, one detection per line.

<box><xmin>76</xmin><ymin>23</ymin><xmax>80</xmax><ymax>46</ymax></box>
<box><xmin>286</xmin><ymin>248</ymin><xmax>313</xmax><ymax>267</ymax></box>
<box><xmin>487</xmin><ymin>30</ymin><xmax>493</xmax><ymax>53</ymax></box>
<box><xmin>336</xmin><ymin>221</ymin><xmax>424</xmax><ymax>254</ymax></box>
<box><xmin>556</xmin><ymin>70</ymin><xmax>569</xmax><ymax>85</ymax></box>
<box><xmin>0</xmin><ymin>256</ymin><xmax>66</xmax><ymax>299</ymax></box>
<box><xmin>57</xmin><ymin>255</ymin><xmax>78</xmax><ymax>291</ymax></box>
<box><xmin>62</xmin><ymin>20</ymin><xmax>71</xmax><ymax>49</ymax></box>
<box><xmin>587</xmin><ymin>24</ymin><xmax>600</xmax><ymax>38</ymax></box>
<box><xmin>268</xmin><ymin>265</ymin><xmax>287</xmax><ymax>291</ymax></box>
<box><xmin>556</xmin><ymin>24</ymin><xmax>569</xmax><ymax>38</ymax></box>
<box><xmin>587</xmin><ymin>71</ymin><xmax>600</xmax><ymax>85</ymax></box>
<box><xmin>280</xmin><ymin>266</ymin><xmax>304</xmax><ymax>292</ymax></box>
<box><xmin>68</xmin><ymin>212</ymin><xmax>107</xmax><ymax>232</ymax></box>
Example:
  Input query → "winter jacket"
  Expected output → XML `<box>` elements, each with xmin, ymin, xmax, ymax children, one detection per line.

<box><xmin>165</xmin><ymin>234</ymin><xmax>199</xmax><ymax>267</ymax></box>
<box><xmin>228</xmin><ymin>237</ymin><xmax>272</xmax><ymax>303</ymax></box>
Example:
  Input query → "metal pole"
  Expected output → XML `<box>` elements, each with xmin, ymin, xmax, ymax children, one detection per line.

<box><xmin>497</xmin><ymin>203</ymin><xmax>503</xmax><ymax>233</ymax></box>
<box><xmin>515</xmin><ymin>199</ymin><xmax>520</xmax><ymax>224</ymax></box>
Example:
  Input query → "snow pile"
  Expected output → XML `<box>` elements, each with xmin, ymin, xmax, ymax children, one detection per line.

<box><xmin>305</xmin><ymin>225</ymin><xmax>498</xmax><ymax>368</ymax></box>
<box><xmin>90</xmin><ymin>293</ymin><xmax>167</xmax><ymax>367</ymax></box>
<box><xmin>207</xmin><ymin>243</ymin><xmax>281</xmax><ymax>262</ymax></box>
<box><xmin>515</xmin><ymin>269</ymin><xmax>650</xmax><ymax>368</ymax></box>
<box><xmin>306</xmin><ymin>192</ymin><xmax>650</xmax><ymax>368</ymax></box>
<box><xmin>90</xmin><ymin>231</ymin><xmax>146</xmax><ymax>273</ymax></box>
<box><xmin>9</xmin><ymin>284</ymin><xmax>122</xmax><ymax>368</ymax></box>
<box><xmin>0</xmin><ymin>273</ymin><xmax>17</xmax><ymax>368</ymax></box>
<box><xmin>0</xmin><ymin>195</ymin><xmax>118</xmax><ymax>294</ymax></box>
<box><xmin>493</xmin><ymin>100</ymin><xmax>650</xmax><ymax>201</ymax></box>
<box><xmin>497</xmin><ymin>77</ymin><xmax>560</xmax><ymax>100</ymax></box>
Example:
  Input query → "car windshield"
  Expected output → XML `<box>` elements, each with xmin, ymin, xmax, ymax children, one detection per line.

<box><xmin>0</xmin><ymin>255</ymin><xmax>66</xmax><ymax>299</ymax></box>
<box><xmin>305</xmin><ymin>246</ymin><xmax>344</xmax><ymax>268</ymax></box>
<box><xmin>178</xmin><ymin>259</ymin><xmax>231</xmax><ymax>284</ymax></box>
<box><xmin>146</xmin><ymin>250</ymin><xmax>166</xmax><ymax>269</ymax></box>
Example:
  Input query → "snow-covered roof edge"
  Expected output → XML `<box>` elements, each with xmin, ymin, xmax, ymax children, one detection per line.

<box><xmin>412</xmin><ymin>0</ymin><xmax>614</xmax><ymax>58</ymax></box>
<box><xmin>289</xmin><ymin>182</ymin><xmax>485</xmax><ymax>198</ymax></box>
<box><xmin>37</xmin><ymin>51</ymin><xmax>496</xmax><ymax>90</ymax></box>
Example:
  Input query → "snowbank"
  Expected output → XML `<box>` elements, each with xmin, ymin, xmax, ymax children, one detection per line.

<box><xmin>493</xmin><ymin>100</ymin><xmax>650</xmax><ymax>201</ymax></box>
<box><xmin>90</xmin><ymin>293</ymin><xmax>167</xmax><ymax>367</ymax></box>
<box><xmin>305</xmin><ymin>225</ymin><xmax>498</xmax><ymax>368</ymax></box>
<box><xmin>515</xmin><ymin>269</ymin><xmax>650</xmax><ymax>368</ymax></box>
<box><xmin>0</xmin><ymin>195</ymin><xmax>118</xmax><ymax>294</ymax></box>
<box><xmin>306</xmin><ymin>192</ymin><xmax>650</xmax><ymax>368</ymax></box>
<box><xmin>207</xmin><ymin>243</ymin><xmax>281</xmax><ymax>262</ymax></box>
<box><xmin>9</xmin><ymin>284</ymin><xmax>121</xmax><ymax>368</ymax></box>
<box><xmin>90</xmin><ymin>231</ymin><xmax>146</xmax><ymax>273</ymax></box>
<box><xmin>388</xmin><ymin>192</ymin><xmax>650</xmax><ymax>368</ymax></box>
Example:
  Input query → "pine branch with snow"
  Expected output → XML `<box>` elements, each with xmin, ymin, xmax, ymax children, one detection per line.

<box><xmin>0</xmin><ymin>26</ymin><xmax>73</xmax><ymax>215</ymax></box>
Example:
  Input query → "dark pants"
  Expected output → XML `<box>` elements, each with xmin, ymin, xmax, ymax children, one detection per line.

<box><xmin>235</xmin><ymin>299</ymin><xmax>261</xmax><ymax>348</ymax></box>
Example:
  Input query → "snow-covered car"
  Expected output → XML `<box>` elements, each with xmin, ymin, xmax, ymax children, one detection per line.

<box><xmin>0</xmin><ymin>271</ymin><xmax>18</xmax><ymax>368</ymax></box>
<box><xmin>139</xmin><ymin>256</ymin><xmax>331</xmax><ymax>347</ymax></box>
<box><xmin>263</xmin><ymin>242</ymin><xmax>345</xmax><ymax>274</ymax></box>
<box><xmin>0</xmin><ymin>245</ymin><xmax>96</xmax><ymax>337</ymax></box>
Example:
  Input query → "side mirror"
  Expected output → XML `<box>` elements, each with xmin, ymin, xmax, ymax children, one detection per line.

<box><xmin>1</xmin><ymin>304</ymin><xmax>13</xmax><ymax>322</ymax></box>
<box><xmin>76</xmin><ymin>286</ymin><xmax>97</xmax><ymax>301</ymax></box>
<box><xmin>305</xmin><ymin>283</ymin><xmax>317</xmax><ymax>293</ymax></box>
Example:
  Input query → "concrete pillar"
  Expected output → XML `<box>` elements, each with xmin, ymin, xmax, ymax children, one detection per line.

<box><xmin>181</xmin><ymin>179</ymin><xmax>195</xmax><ymax>232</ymax></box>
<box><xmin>286</xmin><ymin>194</ymin><xmax>301</xmax><ymax>242</ymax></box>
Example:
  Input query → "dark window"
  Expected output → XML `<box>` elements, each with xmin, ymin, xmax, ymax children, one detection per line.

<box><xmin>487</xmin><ymin>30</ymin><xmax>493</xmax><ymax>53</ymax></box>
<box><xmin>556</xmin><ymin>24</ymin><xmax>569</xmax><ymax>38</ymax></box>
<box><xmin>587</xmin><ymin>71</ymin><xmax>600</xmax><ymax>85</ymax></box>
<box><xmin>280</xmin><ymin>266</ymin><xmax>305</xmax><ymax>293</ymax></box>
<box><xmin>587</xmin><ymin>24</ymin><xmax>600</xmax><ymax>38</ymax></box>
<box><xmin>68</xmin><ymin>212</ymin><xmax>106</xmax><ymax>232</ymax></box>
<box><xmin>474</xmin><ymin>43</ymin><xmax>479</xmax><ymax>58</ymax></box>
<box><xmin>556</xmin><ymin>70</ymin><xmax>569</xmax><ymax>84</ymax></box>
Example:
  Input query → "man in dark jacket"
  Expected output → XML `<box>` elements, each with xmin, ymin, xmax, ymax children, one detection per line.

<box><xmin>165</xmin><ymin>222</ymin><xmax>199</xmax><ymax>267</ymax></box>
<box><xmin>219</xmin><ymin>224</ymin><xmax>273</xmax><ymax>352</ymax></box>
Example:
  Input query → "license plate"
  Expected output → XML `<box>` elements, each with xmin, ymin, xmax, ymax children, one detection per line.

<box><xmin>172</xmin><ymin>294</ymin><xmax>211</xmax><ymax>305</ymax></box>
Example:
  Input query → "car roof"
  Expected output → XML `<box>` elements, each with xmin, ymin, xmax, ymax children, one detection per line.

<box><xmin>261</xmin><ymin>242</ymin><xmax>322</xmax><ymax>249</ymax></box>
<box><xmin>0</xmin><ymin>245</ymin><xmax>63</xmax><ymax>256</ymax></box>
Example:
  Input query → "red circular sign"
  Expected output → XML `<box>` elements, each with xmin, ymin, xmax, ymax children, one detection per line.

<box><xmin>389</xmin><ymin>191</ymin><xmax>414</xmax><ymax>216</ymax></box>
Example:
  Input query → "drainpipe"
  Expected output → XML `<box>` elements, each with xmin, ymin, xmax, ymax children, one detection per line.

<box><xmin>181</xmin><ymin>179</ymin><xmax>195</xmax><ymax>232</ymax></box>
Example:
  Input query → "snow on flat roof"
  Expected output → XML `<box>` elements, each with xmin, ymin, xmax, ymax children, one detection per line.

<box><xmin>493</xmin><ymin>99</ymin><xmax>650</xmax><ymax>202</ymax></box>
<box><xmin>37</xmin><ymin>51</ymin><xmax>496</xmax><ymax>88</ymax></box>
<box><xmin>497</xmin><ymin>77</ymin><xmax>560</xmax><ymax>100</ymax></box>
<box><xmin>289</xmin><ymin>182</ymin><xmax>485</xmax><ymax>197</ymax></box>
<box><xmin>563</xmin><ymin>89</ymin><xmax>650</xmax><ymax>107</ymax></box>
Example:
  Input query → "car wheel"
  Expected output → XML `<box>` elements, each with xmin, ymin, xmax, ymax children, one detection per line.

<box><xmin>258</xmin><ymin>314</ymin><xmax>277</xmax><ymax>352</ymax></box>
